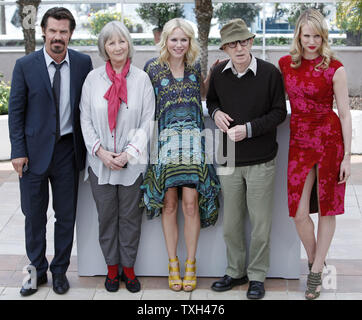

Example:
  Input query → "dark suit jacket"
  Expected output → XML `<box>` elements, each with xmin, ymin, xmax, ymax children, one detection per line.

<box><xmin>8</xmin><ymin>48</ymin><xmax>93</xmax><ymax>175</ymax></box>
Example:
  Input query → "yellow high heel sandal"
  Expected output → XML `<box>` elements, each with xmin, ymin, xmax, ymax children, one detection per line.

<box><xmin>183</xmin><ymin>259</ymin><xmax>197</xmax><ymax>292</ymax></box>
<box><xmin>168</xmin><ymin>257</ymin><xmax>182</xmax><ymax>292</ymax></box>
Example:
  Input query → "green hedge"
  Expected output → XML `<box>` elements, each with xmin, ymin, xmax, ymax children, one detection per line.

<box><xmin>0</xmin><ymin>73</ymin><xmax>10</xmax><ymax>115</ymax></box>
<box><xmin>88</xmin><ymin>10</ymin><xmax>133</xmax><ymax>36</ymax></box>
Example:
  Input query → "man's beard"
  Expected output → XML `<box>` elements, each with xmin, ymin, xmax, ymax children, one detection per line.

<box><xmin>50</xmin><ymin>40</ymin><xmax>66</xmax><ymax>54</ymax></box>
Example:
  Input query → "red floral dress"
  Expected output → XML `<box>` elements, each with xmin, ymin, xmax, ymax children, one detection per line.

<box><xmin>279</xmin><ymin>55</ymin><xmax>345</xmax><ymax>217</ymax></box>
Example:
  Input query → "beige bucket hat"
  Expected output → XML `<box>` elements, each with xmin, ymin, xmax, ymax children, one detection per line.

<box><xmin>219</xmin><ymin>18</ymin><xmax>255</xmax><ymax>49</ymax></box>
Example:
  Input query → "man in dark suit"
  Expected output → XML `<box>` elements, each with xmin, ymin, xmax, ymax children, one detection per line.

<box><xmin>8</xmin><ymin>7</ymin><xmax>92</xmax><ymax>296</ymax></box>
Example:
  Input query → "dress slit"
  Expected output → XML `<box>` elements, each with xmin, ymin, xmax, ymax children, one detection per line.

<box><xmin>292</xmin><ymin>163</ymin><xmax>319</xmax><ymax>217</ymax></box>
<box><xmin>310</xmin><ymin>164</ymin><xmax>319</xmax><ymax>215</ymax></box>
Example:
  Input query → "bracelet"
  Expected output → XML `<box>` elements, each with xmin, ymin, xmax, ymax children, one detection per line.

<box><xmin>344</xmin><ymin>151</ymin><xmax>352</xmax><ymax>157</ymax></box>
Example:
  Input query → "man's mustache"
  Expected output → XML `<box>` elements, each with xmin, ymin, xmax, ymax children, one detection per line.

<box><xmin>51</xmin><ymin>40</ymin><xmax>65</xmax><ymax>45</ymax></box>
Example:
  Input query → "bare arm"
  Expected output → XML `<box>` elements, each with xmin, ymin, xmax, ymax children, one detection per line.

<box><xmin>201</xmin><ymin>59</ymin><xmax>223</xmax><ymax>101</ymax></box>
<box><xmin>200</xmin><ymin>74</ymin><xmax>207</xmax><ymax>101</ymax></box>
<box><xmin>333</xmin><ymin>67</ymin><xmax>352</xmax><ymax>184</ymax></box>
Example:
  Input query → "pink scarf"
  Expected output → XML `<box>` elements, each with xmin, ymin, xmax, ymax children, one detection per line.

<box><xmin>104</xmin><ymin>58</ymin><xmax>131</xmax><ymax>133</ymax></box>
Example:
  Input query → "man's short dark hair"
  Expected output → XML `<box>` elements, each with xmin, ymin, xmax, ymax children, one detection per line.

<box><xmin>41</xmin><ymin>7</ymin><xmax>76</xmax><ymax>33</ymax></box>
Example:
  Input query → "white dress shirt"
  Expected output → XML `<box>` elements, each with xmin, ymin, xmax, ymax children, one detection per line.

<box><xmin>43</xmin><ymin>47</ymin><xmax>72</xmax><ymax>136</ymax></box>
<box><xmin>222</xmin><ymin>53</ymin><xmax>257</xmax><ymax>78</ymax></box>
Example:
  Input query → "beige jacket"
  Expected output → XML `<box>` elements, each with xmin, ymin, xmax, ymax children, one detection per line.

<box><xmin>80</xmin><ymin>64</ymin><xmax>155</xmax><ymax>185</ymax></box>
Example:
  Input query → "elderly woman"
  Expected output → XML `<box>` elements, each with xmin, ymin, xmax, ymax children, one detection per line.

<box><xmin>80</xmin><ymin>21</ymin><xmax>155</xmax><ymax>293</ymax></box>
<box><xmin>140</xmin><ymin>18</ymin><xmax>220</xmax><ymax>292</ymax></box>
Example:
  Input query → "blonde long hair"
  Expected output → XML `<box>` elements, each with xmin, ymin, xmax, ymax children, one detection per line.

<box><xmin>158</xmin><ymin>18</ymin><xmax>200</xmax><ymax>67</ymax></box>
<box><xmin>290</xmin><ymin>9</ymin><xmax>336</xmax><ymax>71</ymax></box>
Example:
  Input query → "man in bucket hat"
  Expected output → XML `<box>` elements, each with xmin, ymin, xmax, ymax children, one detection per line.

<box><xmin>207</xmin><ymin>19</ymin><xmax>287</xmax><ymax>299</ymax></box>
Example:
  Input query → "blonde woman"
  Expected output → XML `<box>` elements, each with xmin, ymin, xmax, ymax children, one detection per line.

<box><xmin>140</xmin><ymin>18</ymin><xmax>220</xmax><ymax>292</ymax></box>
<box><xmin>278</xmin><ymin>9</ymin><xmax>352</xmax><ymax>299</ymax></box>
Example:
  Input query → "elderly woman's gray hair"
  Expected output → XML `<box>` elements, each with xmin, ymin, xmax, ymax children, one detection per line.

<box><xmin>98</xmin><ymin>20</ymin><xmax>134</xmax><ymax>61</ymax></box>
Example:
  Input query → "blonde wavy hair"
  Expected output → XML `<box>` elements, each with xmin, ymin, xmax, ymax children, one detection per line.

<box><xmin>158</xmin><ymin>18</ymin><xmax>200</xmax><ymax>67</ymax></box>
<box><xmin>290</xmin><ymin>9</ymin><xmax>336</xmax><ymax>71</ymax></box>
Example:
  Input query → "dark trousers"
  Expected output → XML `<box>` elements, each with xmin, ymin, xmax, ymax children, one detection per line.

<box><xmin>19</xmin><ymin>134</ymin><xmax>78</xmax><ymax>276</ymax></box>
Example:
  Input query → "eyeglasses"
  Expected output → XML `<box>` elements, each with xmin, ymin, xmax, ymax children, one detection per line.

<box><xmin>226</xmin><ymin>38</ymin><xmax>251</xmax><ymax>48</ymax></box>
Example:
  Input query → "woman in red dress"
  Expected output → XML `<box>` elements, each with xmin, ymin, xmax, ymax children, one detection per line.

<box><xmin>279</xmin><ymin>9</ymin><xmax>352</xmax><ymax>299</ymax></box>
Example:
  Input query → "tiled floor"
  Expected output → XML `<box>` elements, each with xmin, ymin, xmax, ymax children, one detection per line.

<box><xmin>0</xmin><ymin>156</ymin><xmax>361</xmax><ymax>300</ymax></box>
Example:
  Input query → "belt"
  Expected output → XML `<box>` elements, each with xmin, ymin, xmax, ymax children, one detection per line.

<box><xmin>59</xmin><ymin>133</ymin><xmax>73</xmax><ymax>140</ymax></box>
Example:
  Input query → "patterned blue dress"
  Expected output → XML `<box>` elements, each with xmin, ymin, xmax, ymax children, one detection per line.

<box><xmin>140</xmin><ymin>57</ymin><xmax>220</xmax><ymax>228</ymax></box>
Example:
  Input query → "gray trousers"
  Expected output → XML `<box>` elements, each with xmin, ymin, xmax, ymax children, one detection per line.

<box><xmin>219</xmin><ymin>159</ymin><xmax>276</xmax><ymax>282</ymax></box>
<box><xmin>88</xmin><ymin>168</ymin><xmax>143</xmax><ymax>267</ymax></box>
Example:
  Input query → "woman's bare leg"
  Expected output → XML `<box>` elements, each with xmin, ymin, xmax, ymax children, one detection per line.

<box><xmin>181</xmin><ymin>187</ymin><xmax>200</xmax><ymax>291</ymax></box>
<box><xmin>313</xmin><ymin>167</ymin><xmax>336</xmax><ymax>273</ymax></box>
<box><xmin>162</xmin><ymin>188</ymin><xmax>181</xmax><ymax>291</ymax></box>
<box><xmin>182</xmin><ymin>187</ymin><xmax>200</xmax><ymax>261</ymax></box>
<box><xmin>293</xmin><ymin>167</ymin><xmax>317</xmax><ymax>266</ymax></box>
